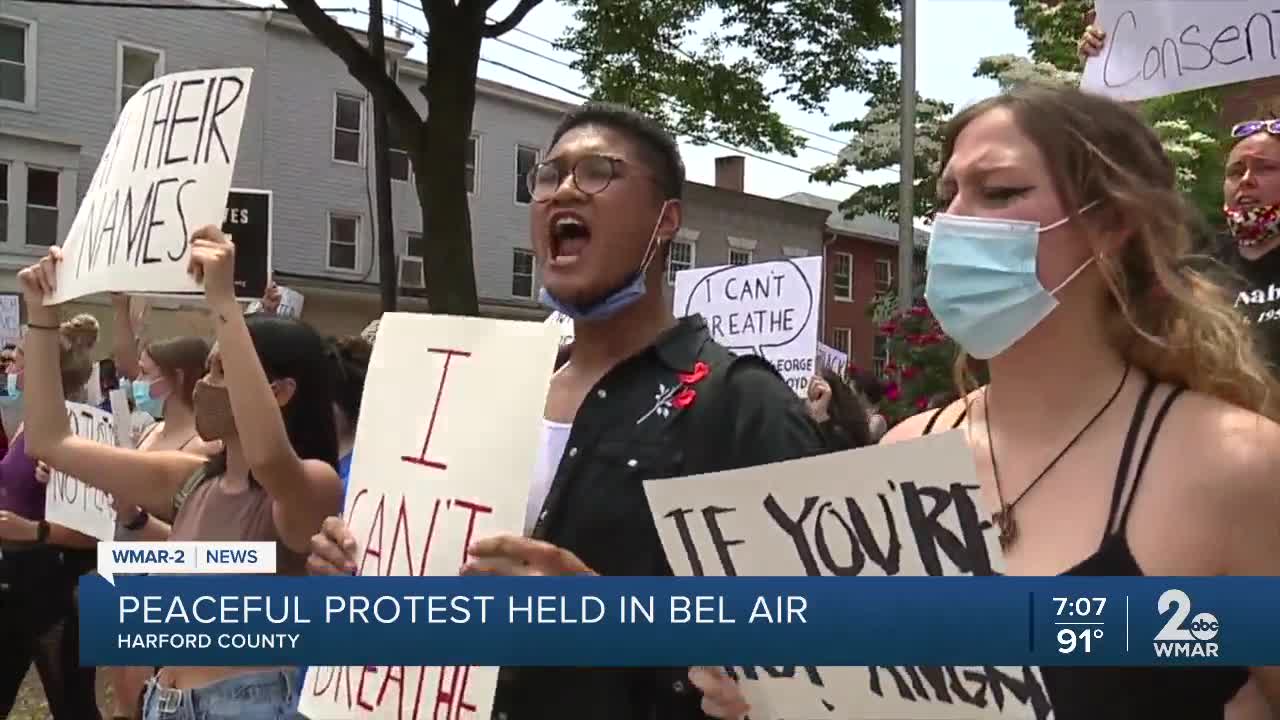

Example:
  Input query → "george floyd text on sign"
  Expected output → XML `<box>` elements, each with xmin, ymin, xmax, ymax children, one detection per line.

<box><xmin>673</xmin><ymin>257</ymin><xmax>823</xmax><ymax>396</ymax></box>
<box><xmin>1081</xmin><ymin>0</ymin><xmax>1280</xmax><ymax>102</ymax></box>
<box><xmin>49</xmin><ymin>68</ymin><xmax>253</xmax><ymax>304</ymax></box>
<box><xmin>44</xmin><ymin>395</ymin><xmax>130</xmax><ymax>541</ymax></box>
<box><xmin>299</xmin><ymin>313</ymin><xmax>560</xmax><ymax>720</ymax></box>
<box><xmin>643</xmin><ymin>431</ymin><xmax>1051</xmax><ymax>720</ymax></box>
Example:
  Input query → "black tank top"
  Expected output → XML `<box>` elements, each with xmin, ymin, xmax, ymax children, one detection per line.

<box><xmin>923</xmin><ymin>380</ymin><xmax>1249</xmax><ymax>718</ymax></box>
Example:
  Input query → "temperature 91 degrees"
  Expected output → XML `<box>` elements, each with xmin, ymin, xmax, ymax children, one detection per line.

<box><xmin>1054</xmin><ymin>596</ymin><xmax>1106</xmax><ymax>655</ymax></box>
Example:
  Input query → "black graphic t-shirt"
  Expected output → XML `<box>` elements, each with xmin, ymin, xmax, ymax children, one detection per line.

<box><xmin>1220</xmin><ymin>241</ymin><xmax>1280</xmax><ymax>374</ymax></box>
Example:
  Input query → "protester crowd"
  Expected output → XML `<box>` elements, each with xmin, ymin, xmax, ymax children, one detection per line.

<box><xmin>1</xmin><ymin>13</ymin><xmax>1279</xmax><ymax>720</ymax></box>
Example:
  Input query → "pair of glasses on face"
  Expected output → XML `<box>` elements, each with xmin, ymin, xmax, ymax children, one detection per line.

<box><xmin>1231</xmin><ymin>119</ymin><xmax>1280</xmax><ymax>139</ymax></box>
<box><xmin>526</xmin><ymin>154</ymin><xmax>647</xmax><ymax>202</ymax></box>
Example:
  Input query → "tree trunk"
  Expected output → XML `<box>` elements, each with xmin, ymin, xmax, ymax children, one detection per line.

<box><xmin>415</xmin><ymin>7</ymin><xmax>483</xmax><ymax>316</ymax></box>
<box><xmin>368</xmin><ymin>0</ymin><xmax>398</xmax><ymax>312</ymax></box>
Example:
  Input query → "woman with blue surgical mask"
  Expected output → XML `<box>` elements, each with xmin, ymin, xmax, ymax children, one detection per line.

<box><xmin>692</xmin><ymin>85</ymin><xmax>1280</xmax><ymax>719</ymax></box>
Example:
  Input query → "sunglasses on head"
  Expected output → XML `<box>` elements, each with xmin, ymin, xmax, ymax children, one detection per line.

<box><xmin>1231</xmin><ymin>119</ymin><xmax>1280</xmax><ymax>139</ymax></box>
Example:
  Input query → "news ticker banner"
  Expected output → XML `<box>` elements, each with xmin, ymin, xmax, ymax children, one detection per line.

<box><xmin>80</xmin><ymin>574</ymin><xmax>1274</xmax><ymax>667</ymax></box>
<box><xmin>97</xmin><ymin>541</ymin><xmax>276</xmax><ymax>582</ymax></box>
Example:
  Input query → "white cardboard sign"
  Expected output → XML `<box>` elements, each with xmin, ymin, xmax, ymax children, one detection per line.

<box><xmin>673</xmin><ymin>257</ymin><xmax>823</xmax><ymax>396</ymax></box>
<box><xmin>1081</xmin><ymin>0</ymin><xmax>1280</xmax><ymax>102</ymax></box>
<box><xmin>643</xmin><ymin>432</ymin><xmax>1050</xmax><ymax>720</ymax></box>
<box><xmin>544</xmin><ymin>311</ymin><xmax>574</xmax><ymax>346</ymax></box>
<box><xmin>0</xmin><ymin>296</ymin><xmax>20</xmax><ymax>348</ymax></box>
<box><xmin>49</xmin><ymin>68</ymin><xmax>254</xmax><ymax>304</ymax></box>
<box><xmin>816</xmin><ymin>342</ymin><xmax>848</xmax><ymax>376</ymax></box>
<box><xmin>299</xmin><ymin>313</ymin><xmax>560</xmax><ymax>720</ymax></box>
<box><xmin>43</xmin><ymin>396</ymin><xmax>129</xmax><ymax>541</ymax></box>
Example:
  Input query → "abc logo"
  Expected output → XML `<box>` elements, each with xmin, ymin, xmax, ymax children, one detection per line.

<box><xmin>1189</xmin><ymin>613</ymin><xmax>1220</xmax><ymax>641</ymax></box>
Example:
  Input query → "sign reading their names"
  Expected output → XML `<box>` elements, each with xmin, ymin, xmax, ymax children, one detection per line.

<box><xmin>299</xmin><ymin>313</ymin><xmax>561</xmax><ymax>720</ymax></box>
<box><xmin>44</xmin><ymin>399</ymin><xmax>129</xmax><ymax>541</ymax></box>
<box><xmin>643</xmin><ymin>432</ymin><xmax>1051</xmax><ymax>720</ymax></box>
<box><xmin>1081</xmin><ymin>0</ymin><xmax>1280</xmax><ymax>102</ymax></box>
<box><xmin>48</xmin><ymin>68</ymin><xmax>254</xmax><ymax>304</ymax></box>
<box><xmin>673</xmin><ymin>257</ymin><xmax>823</xmax><ymax>396</ymax></box>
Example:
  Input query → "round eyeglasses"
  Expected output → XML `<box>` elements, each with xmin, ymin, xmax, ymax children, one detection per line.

<box><xmin>1231</xmin><ymin>119</ymin><xmax>1280</xmax><ymax>139</ymax></box>
<box><xmin>526</xmin><ymin>154</ymin><xmax>644</xmax><ymax>202</ymax></box>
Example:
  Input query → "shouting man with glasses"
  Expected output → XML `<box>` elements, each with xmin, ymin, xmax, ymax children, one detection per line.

<box><xmin>308</xmin><ymin>103</ymin><xmax>825</xmax><ymax>719</ymax></box>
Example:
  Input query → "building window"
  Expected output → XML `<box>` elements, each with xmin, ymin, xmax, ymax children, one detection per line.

<box><xmin>406</xmin><ymin>231</ymin><xmax>425</xmax><ymax>259</ymax></box>
<box><xmin>667</xmin><ymin>240</ymin><xmax>695</xmax><ymax>285</ymax></box>
<box><xmin>873</xmin><ymin>335</ymin><xmax>889</xmax><ymax>376</ymax></box>
<box><xmin>874</xmin><ymin>258</ymin><xmax>894</xmax><ymax>293</ymax></box>
<box><xmin>514</xmin><ymin>145</ymin><xmax>539</xmax><ymax>205</ymax></box>
<box><xmin>333</xmin><ymin>93</ymin><xmax>364</xmax><ymax>164</ymax></box>
<box><xmin>0</xmin><ymin>162</ymin><xmax>7</xmax><ymax>244</ymax></box>
<box><xmin>831</xmin><ymin>328</ymin><xmax>851</xmax><ymax>357</ymax></box>
<box><xmin>118</xmin><ymin>43</ymin><xmax>163</xmax><ymax>114</ymax></box>
<box><xmin>327</xmin><ymin>213</ymin><xmax>359</xmax><ymax>271</ymax></box>
<box><xmin>25</xmin><ymin>167</ymin><xmax>58</xmax><ymax>246</ymax></box>
<box><xmin>728</xmin><ymin>249</ymin><xmax>752</xmax><ymax>266</ymax></box>
<box><xmin>0</xmin><ymin>18</ymin><xmax>34</xmax><ymax>107</ymax></box>
<box><xmin>833</xmin><ymin>251</ymin><xmax>853</xmax><ymax>300</ymax></box>
<box><xmin>511</xmin><ymin>248</ymin><xmax>535</xmax><ymax>298</ymax></box>
<box><xmin>465</xmin><ymin>136</ymin><xmax>479</xmax><ymax>194</ymax></box>
<box><xmin>386</xmin><ymin>120</ymin><xmax>410</xmax><ymax>182</ymax></box>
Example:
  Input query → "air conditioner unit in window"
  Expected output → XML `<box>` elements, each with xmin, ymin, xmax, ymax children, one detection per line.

<box><xmin>398</xmin><ymin>255</ymin><xmax>425</xmax><ymax>289</ymax></box>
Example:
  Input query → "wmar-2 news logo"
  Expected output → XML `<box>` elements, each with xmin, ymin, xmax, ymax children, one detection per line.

<box><xmin>1153</xmin><ymin>589</ymin><xmax>1220</xmax><ymax>659</ymax></box>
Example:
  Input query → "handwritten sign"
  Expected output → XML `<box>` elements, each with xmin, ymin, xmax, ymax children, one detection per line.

<box><xmin>643</xmin><ymin>432</ymin><xmax>1050</xmax><ymax>720</ymax></box>
<box><xmin>674</xmin><ymin>257</ymin><xmax>823</xmax><ymax>396</ymax></box>
<box><xmin>48</xmin><ymin>68</ymin><xmax>254</xmax><ymax>304</ymax></box>
<box><xmin>44</xmin><ymin>397</ymin><xmax>128</xmax><ymax>541</ymax></box>
<box><xmin>816</xmin><ymin>343</ymin><xmax>848</xmax><ymax>376</ymax></box>
<box><xmin>543</xmin><ymin>311</ymin><xmax>574</xmax><ymax>346</ymax></box>
<box><xmin>1081</xmin><ymin>0</ymin><xmax>1280</xmax><ymax>101</ymax></box>
<box><xmin>0</xmin><ymin>295</ymin><xmax>19</xmax><ymax>348</ymax></box>
<box><xmin>299</xmin><ymin>313</ymin><xmax>560</xmax><ymax>720</ymax></box>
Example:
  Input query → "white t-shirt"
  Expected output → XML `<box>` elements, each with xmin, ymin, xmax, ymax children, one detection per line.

<box><xmin>527</xmin><ymin>419</ymin><xmax>572</xmax><ymax>535</ymax></box>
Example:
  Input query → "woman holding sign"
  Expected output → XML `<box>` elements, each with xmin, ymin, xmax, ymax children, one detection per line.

<box><xmin>693</xmin><ymin>85</ymin><xmax>1280</xmax><ymax>718</ymax></box>
<box><xmin>0</xmin><ymin>314</ymin><xmax>104</xmax><ymax>719</ymax></box>
<box><xmin>17</xmin><ymin>227</ymin><xmax>343</xmax><ymax>720</ymax></box>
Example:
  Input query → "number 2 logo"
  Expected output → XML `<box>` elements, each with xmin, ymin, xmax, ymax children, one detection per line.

<box><xmin>1155</xmin><ymin>589</ymin><xmax>1219</xmax><ymax>642</ymax></box>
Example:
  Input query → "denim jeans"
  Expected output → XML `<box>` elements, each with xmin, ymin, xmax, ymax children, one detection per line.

<box><xmin>141</xmin><ymin>669</ymin><xmax>302</xmax><ymax>720</ymax></box>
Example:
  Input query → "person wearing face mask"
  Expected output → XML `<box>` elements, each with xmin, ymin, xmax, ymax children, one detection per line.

<box><xmin>306</xmin><ymin>102</ymin><xmax>825</xmax><ymax>720</ymax></box>
<box><xmin>1080</xmin><ymin>23</ymin><xmax>1280</xmax><ymax>380</ymax></box>
<box><xmin>692</xmin><ymin>85</ymin><xmax>1280</xmax><ymax>720</ymax></box>
<box><xmin>17</xmin><ymin>229</ymin><xmax>343</xmax><ymax>720</ymax></box>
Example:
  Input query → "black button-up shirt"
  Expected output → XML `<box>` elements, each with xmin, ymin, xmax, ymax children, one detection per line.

<box><xmin>493</xmin><ymin>315</ymin><xmax>826</xmax><ymax>720</ymax></box>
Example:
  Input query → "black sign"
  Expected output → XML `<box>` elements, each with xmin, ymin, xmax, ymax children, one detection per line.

<box><xmin>221</xmin><ymin>189</ymin><xmax>272</xmax><ymax>300</ymax></box>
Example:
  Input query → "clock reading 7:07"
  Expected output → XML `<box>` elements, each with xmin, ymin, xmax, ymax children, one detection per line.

<box><xmin>1054</xmin><ymin>597</ymin><xmax>1107</xmax><ymax>617</ymax></box>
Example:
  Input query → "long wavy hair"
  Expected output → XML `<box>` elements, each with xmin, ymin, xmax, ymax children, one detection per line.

<box><xmin>942</xmin><ymin>85</ymin><xmax>1279</xmax><ymax>419</ymax></box>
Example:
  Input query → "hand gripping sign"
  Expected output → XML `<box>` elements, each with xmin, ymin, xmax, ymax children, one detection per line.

<box><xmin>673</xmin><ymin>256</ymin><xmax>823</xmax><ymax>395</ymax></box>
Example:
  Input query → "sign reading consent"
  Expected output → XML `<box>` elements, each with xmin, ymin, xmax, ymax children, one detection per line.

<box><xmin>44</xmin><ymin>398</ymin><xmax>128</xmax><ymax>541</ymax></box>
<box><xmin>299</xmin><ymin>313</ymin><xmax>560</xmax><ymax>720</ymax></box>
<box><xmin>644</xmin><ymin>432</ymin><xmax>1051</xmax><ymax>720</ymax></box>
<box><xmin>673</xmin><ymin>257</ymin><xmax>823</xmax><ymax>396</ymax></box>
<box><xmin>1081</xmin><ymin>0</ymin><xmax>1280</xmax><ymax>102</ymax></box>
<box><xmin>49</xmin><ymin>68</ymin><xmax>254</xmax><ymax>304</ymax></box>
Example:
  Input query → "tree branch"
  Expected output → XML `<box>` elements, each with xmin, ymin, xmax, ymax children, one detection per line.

<box><xmin>279</xmin><ymin>0</ymin><xmax>423</xmax><ymax>154</ymax></box>
<box><xmin>482</xmin><ymin>0</ymin><xmax>540</xmax><ymax>38</ymax></box>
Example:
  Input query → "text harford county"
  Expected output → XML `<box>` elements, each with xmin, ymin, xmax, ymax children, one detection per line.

<box><xmin>118</xmin><ymin>593</ymin><xmax>809</xmax><ymax>627</ymax></box>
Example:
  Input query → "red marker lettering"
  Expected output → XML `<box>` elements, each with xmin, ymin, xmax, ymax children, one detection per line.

<box><xmin>453</xmin><ymin>500</ymin><xmax>494</xmax><ymax>568</ymax></box>
<box><xmin>356</xmin><ymin>665</ymin><xmax>380</xmax><ymax>711</ymax></box>
<box><xmin>403</xmin><ymin>348</ymin><xmax>472</xmax><ymax>470</ymax></box>
<box><xmin>376</xmin><ymin>664</ymin><xmax>406</xmax><ymax>712</ymax></box>
<box><xmin>434</xmin><ymin>665</ymin><xmax>476</xmax><ymax>719</ymax></box>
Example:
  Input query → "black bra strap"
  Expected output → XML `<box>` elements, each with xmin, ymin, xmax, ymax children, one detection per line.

<box><xmin>1106</xmin><ymin>376</ymin><xmax>1159</xmax><ymax>538</ymax></box>
<box><xmin>1115</xmin><ymin>386</ymin><xmax>1186</xmax><ymax>534</ymax></box>
<box><xmin>922</xmin><ymin>404</ymin><xmax>967</xmax><ymax>435</ymax></box>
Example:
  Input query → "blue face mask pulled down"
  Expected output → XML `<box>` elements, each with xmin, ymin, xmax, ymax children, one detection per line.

<box><xmin>539</xmin><ymin>202</ymin><xmax>670</xmax><ymax>322</ymax></box>
<box><xmin>924</xmin><ymin>203</ymin><xmax>1097</xmax><ymax>360</ymax></box>
<box><xmin>132</xmin><ymin>379</ymin><xmax>166</xmax><ymax>418</ymax></box>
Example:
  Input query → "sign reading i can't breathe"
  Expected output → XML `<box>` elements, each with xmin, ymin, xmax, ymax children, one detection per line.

<box><xmin>48</xmin><ymin>68</ymin><xmax>254</xmax><ymax>304</ymax></box>
<box><xmin>673</xmin><ymin>256</ymin><xmax>823</xmax><ymax>395</ymax></box>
